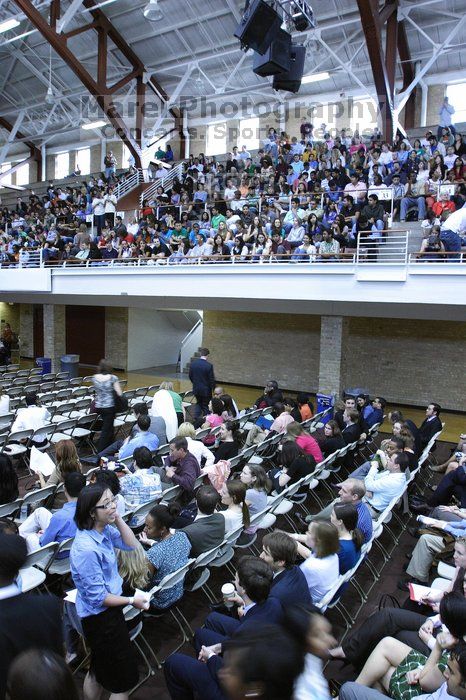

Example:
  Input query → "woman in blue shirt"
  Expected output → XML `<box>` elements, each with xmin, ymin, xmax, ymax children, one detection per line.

<box><xmin>140</xmin><ymin>502</ymin><xmax>191</xmax><ymax>610</ymax></box>
<box><xmin>70</xmin><ymin>484</ymin><xmax>148</xmax><ymax>700</ymax></box>
<box><xmin>331</xmin><ymin>503</ymin><xmax>364</xmax><ymax>574</ymax></box>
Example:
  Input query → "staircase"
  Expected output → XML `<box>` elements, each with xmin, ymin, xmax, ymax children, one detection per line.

<box><xmin>140</xmin><ymin>162</ymin><xmax>184</xmax><ymax>207</ymax></box>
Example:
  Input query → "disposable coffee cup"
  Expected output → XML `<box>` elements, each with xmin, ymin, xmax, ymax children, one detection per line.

<box><xmin>221</xmin><ymin>583</ymin><xmax>236</xmax><ymax>606</ymax></box>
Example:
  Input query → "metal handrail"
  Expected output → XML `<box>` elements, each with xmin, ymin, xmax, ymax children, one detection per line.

<box><xmin>114</xmin><ymin>168</ymin><xmax>145</xmax><ymax>200</ymax></box>
<box><xmin>141</xmin><ymin>162</ymin><xmax>184</xmax><ymax>206</ymax></box>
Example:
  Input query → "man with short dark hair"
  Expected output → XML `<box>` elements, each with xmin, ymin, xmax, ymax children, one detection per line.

<box><xmin>18</xmin><ymin>472</ymin><xmax>85</xmax><ymax>553</ymax></box>
<box><xmin>0</xmin><ymin>534</ymin><xmax>63</xmax><ymax>698</ymax></box>
<box><xmin>189</xmin><ymin>348</ymin><xmax>215</xmax><ymax>418</ymax></box>
<box><xmin>118</xmin><ymin>414</ymin><xmax>159</xmax><ymax>460</ymax></box>
<box><xmin>155</xmin><ymin>437</ymin><xmax>200</xmax><ymax>497</ymax></box>
<box><xmin>181</xmin><ymin>486</ymin><xmax>225</xmax><ymax>556</ymax></box>
<box><xmin>164</xmin><ymin>556</ymin><xmax>282</xmax><ymax>700</ymax></box>
<box><xmin>260</xmin><ymin>531</ymin><xmax>311</xmax><ymax>607</ymax></box>
<box><xmin>418</xmin><ymin>403</ymin><xmax>443</xmax><ymax>450</ymax></box>
<box><xmin>253</xmin><ymin>380</ymin><xmax>283</xmax><ymax>409</ymax></box>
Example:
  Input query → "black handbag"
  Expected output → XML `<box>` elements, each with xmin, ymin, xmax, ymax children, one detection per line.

<box><xmin>113</xmin><ymin>389</ymin><xmax>128</xmax><ymax>413</ymax></box>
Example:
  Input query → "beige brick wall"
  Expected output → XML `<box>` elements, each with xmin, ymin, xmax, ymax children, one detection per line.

<box><xmin>43</xmin><ymin>304</ymin><xmax>66</xmax><ymax>372</ymax></box>
<box><xmin>19</xmin><ymin>303</ymin><xmax>34</xmax><ymax>358</ymax></box>
<box><xmin>105</xmin><ymin>307</ymin><xmax>128</xmax><ymax>370</ymax></box>
<box><xmin>426</xmin><ymin>84</ymin><xmax>445</xmax><ymax>128</ymax></box>
<box><xmin>0</xmin><ymin>302</ymin><xmax>20</xmax><ymax>331</ymax></box>
<box><xmin>203</xmin><ymin>311</ymin><xmax>466</xmax><ymax>410</ymax></box>
<box><xmin>203</xmin><ymin>310</ymin><xmax>321</xmax><ymax>391</ymax></box>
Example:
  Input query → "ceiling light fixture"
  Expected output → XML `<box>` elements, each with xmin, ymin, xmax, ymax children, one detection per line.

<box><xmin>301</xmin><ymin>71</ymin><xmax>330</xmax><ymax>84</ymax></box>
<box><xmin>81</xmin><ymin>120</ymin><xmax>107</xmax><ymax>130</ymax></box>
<box><xmin>143</xmin><ymin>0</ymin><xmax>163</xmax><ymax>21</ymax></box>
<box><xmin>45</xmin><ymin>43</ymin><xmax>54</xmax><ymax>105</ymax></box>
<box><xmin>0</xmin><ymin>17</ymin><xmax>20</xmax><ymax>34</ymax></box>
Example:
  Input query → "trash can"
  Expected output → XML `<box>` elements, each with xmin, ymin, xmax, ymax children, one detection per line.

<box><xmin>316</xmin><ymin>393</ymin><xmax>334</xmax><ymax>424</ymax></box>
<box><xmin>36</xmin><ymin>357</ymin><xmax>52</xmax><ymax>375</ymax></box>
<box><xmin>60</xmin><ymin>354</ymin><xmax>80</xmax><ymax>378</ymax></box>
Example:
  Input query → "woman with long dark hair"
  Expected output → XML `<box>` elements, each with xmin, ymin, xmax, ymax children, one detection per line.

<box><xmin>70</xmin><ymin>483</ymin><xmax>148</xmax><ymax>700</ymax></box>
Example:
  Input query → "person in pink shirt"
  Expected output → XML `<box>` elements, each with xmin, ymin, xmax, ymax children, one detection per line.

<box><xmin>270</xmin><ymin>403</ymin><xmax>295</xmax><ymax>434</ymax></box>
<box><xmin>286</xmin><ymin>421</ymin><xmax>324</xmax><ymax>464</ymax></box>
<box><xmin>201</xmin><ymin>398</ymin><xmax>224</xmax><ymax>445</ymax></box>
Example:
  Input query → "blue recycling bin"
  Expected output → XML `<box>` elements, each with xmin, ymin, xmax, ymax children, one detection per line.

<box><xmin>36</xmin><ymin>357</ymin><xmax>52</xmax><ymax>375</ymax></box>
<box><xmin>60</xmin><ymin>354</ymin><xmax>80</xmax><ymax>379</ymax></box>
<box><xmin>316</xmin><ymin>393</ymin><xmax>334</xmax><ymax>424</ymax></box>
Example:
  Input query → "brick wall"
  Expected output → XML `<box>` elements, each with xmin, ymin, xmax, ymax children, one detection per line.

<box><xmin>203</xmin><ymin>310</ymin><xmax>321</xmax><ymax>391</ymax></box>
<box><xmin>105</xmin><ymin>307</ymin><xmax>128</xmax><ymax>370</ymax></box>
<box><xmin>426</xmin><ymin>85</ymin><xmax>445</xmax><ymax>128</ymax></box>
<box><xmin>19</xmin><ymin>303</ymin><xmax>34</xmax><ymax>358</ymax></box>
<box><xmin>203</xmin><ymin>311</ymin><xmax>466</xmax><ymax>410</ymax></box>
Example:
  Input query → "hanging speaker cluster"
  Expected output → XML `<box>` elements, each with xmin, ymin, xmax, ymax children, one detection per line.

<box><xmin>234</xmin><ymin>0</ymin><xmax>307</xmax><ymax>93</ymax></box>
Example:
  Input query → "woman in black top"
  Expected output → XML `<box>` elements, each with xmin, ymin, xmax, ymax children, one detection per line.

<box><xmin>0</xmin><ymin>454</ymin><xmax>19</xmax><ymax>505</ymax></box>
<box><xmin>272</xmin><ymin>441</ymin><xmax>316</xmax><ymax>492</ymax></box>
<box><xmin>214</xmin><ymin>421</ymin><xmax>240</xmax><ymax>463</ymax></box>
<box><xmin>320</xmin><ymin>420</ymin><xmax>346</xmax><ymax>457</ymax></box>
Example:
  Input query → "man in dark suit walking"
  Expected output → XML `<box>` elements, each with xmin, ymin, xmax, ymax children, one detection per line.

<box><xmin>189</xmin><ymin>347</ymin><xmax>215</xmax><ymax>418</ymax></box>
<box><xmin>0</xmin><ymin>534</ymin><xmax>63</xmax><ymax>700</ymax></box>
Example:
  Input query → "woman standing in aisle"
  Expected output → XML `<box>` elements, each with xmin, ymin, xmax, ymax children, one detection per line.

<box><xmin>92</xmin><ymin>359</ymin><xmax>123</xmax><ymax>452</ymax></box>
<box><xmin>70</xmin><ymin>483</ymin><xmax>149</xmax><ymax>700</ymax></box>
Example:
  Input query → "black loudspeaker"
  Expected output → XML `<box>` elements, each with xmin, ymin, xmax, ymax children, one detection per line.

<box><xmin>253</xmin><ymin>29</ymin><xmax>291</xmax><ymax>77</ymax></box>
<box><xmin>234</xmin><ymin>0</ymin><xmax>282</xmax><ymax>55</ymax></box>
<box><xmin>273</xmin><ymin>44</ymin><xmax>306</xmax><ymax>93</ymax></box>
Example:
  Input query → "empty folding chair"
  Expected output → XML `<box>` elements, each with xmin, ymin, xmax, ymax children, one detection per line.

<box><xmin>27</xmin><ymin>424</ymin><xmax>56</xmax><ymax>455</ymax></box>
<box><xmin>41</xmin><ymin>537</ymin><xmax>75</xmax><ymax>576</ymax></box>
<box><xmin>68</xmin><ymin>414</ymin><xmax>99</xmax><ymax>453</ymax></box>
<box><xmin>50</xmin><ymin>418</ymin><xmax>78</xmax><ymax>444</ymax></box>
<box><xmin>2</xmin><ymin>429</ymin><xmax>34</xmax><ymax>464</ymax></box>
<box><xmin>56</xmin><ymin>372</ymin><xmax>70</xmax><ymax>380</ymax></box>
<box><xmin>19</xmin><ymin>542</ymin><xmax>59</xmax><ymax>593</ymax></box>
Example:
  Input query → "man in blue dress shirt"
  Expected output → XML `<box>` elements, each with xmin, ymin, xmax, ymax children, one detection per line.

<box><xmin>18</xmin><ymin>472</ymin><xmax>86</xmax><ymax>553</ymax></box>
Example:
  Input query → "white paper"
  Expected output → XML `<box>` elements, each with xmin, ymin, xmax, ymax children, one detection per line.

<box><xmin>29</xmin><ymin>446</ymin><xmax>56</xmax><ymax>477</ymax></box>
<box><xmin>64</xmin><ymin>588</ymin><xmax>77</xmax><ymax>604</ymax></box>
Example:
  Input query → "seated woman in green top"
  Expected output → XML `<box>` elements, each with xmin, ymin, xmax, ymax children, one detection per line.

<box><xmin>159</xmin><ymin>381</ymin><xmax>185</xmax><ymax>427</ymax></box>
<box><xmin>352</xmin><ymin>592</ymin><xmax>466</xmax><ymax>700</ymax></box>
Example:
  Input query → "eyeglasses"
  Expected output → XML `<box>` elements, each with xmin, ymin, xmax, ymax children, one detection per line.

<box><xmin>94</xmin><ymin>496</ymin><xmax>118</xmax><ymax>510</ymax></box>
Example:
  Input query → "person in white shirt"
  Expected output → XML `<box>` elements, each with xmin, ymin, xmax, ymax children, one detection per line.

<box><xmin>91</xmin><ymin>191</ymin><xmax>106</xmax><ymax>236</ymax></box>
<box><xmin>10</xmin><ymin>392</ymin><xmax>51</xmax><ymax>445</ymax></box>
<box><xmin>0</xmin><ymin>391</ymin><xmax>9</xmax><ymax>416</ymax></box>
<box><xmin>440</xmin><ymin>205</ymin><xmax>466</xmax><ymax>255</ymax></box>
<box><xmin>364</xmin><ymin>451</ymin><xmax>409</xmax><ymax>517</ymax></box>
<box><xmin>223</xmin><ymin>181</ymin><xmax>237</xmax><ymax>201</ymax></box>
<box><xmin>219</xmin><ymin>480</ymin><xmax>250</xmax><ymax>534</ymax></box>
<box><xmin>176</xmin><ymin>423</ymin><xmax>215</xmax><ymax>468</ymax></box>
<box><xmin>438</xmin><ymin>96</ymin><xmax>456</xmax><ymax>136</ymax></box>
<box><xmin>103</xmin><ymin>189</ymin><xmax>117</xmax><ymax>228</ymax></box>
<box><xmin>293</xmin><ymin>608</ymin><xmax>335</xmax><ymax>700</ymax></box>
<box><xmin>290</xmin><ymin>520</ymin><xmax>340</xmax><ymax>604</ymax></box>
<box><xmin>238</xmin><ymin>146</ymin><xmax>251</xmax><ymax>161</ymax></box>
<box><xmin>187</xmin><ymin>233</ymin><xmax>213</xmax><ymax>261</ymax></box>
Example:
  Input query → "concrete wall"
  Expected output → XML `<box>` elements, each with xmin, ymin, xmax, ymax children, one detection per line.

<box><xmin>19</xmin><ymin>304</ymin><xmax>34</xmax><ymax>358</ymax></box>
<box><xmin>127</xmin><ymin>309</ymin><xmax>187</xmax><ymax>370</ymax></box>
<box><xmin>203</xmin><ymin>310</ymin><xmax>466</xmax><ymax>411</ymax></box>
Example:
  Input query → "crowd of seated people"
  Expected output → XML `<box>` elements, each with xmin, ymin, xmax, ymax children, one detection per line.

<box><xmin>0</xmin><ymin>361</ymin><xmax>460</xmax><ymax>700</ymax></box>
<box><xmin>2</xmin><ymin>125</ymin><xmax>465</xmax><ymax>268</ymax></box>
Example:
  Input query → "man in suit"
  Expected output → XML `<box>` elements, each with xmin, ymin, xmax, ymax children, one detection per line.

<box><xmin>418</xmin><ymin>403</ymin><xmax>442</xmax><ymax>450</ymax></box>
<box><xmin>260</xmin><ymin>531</ymin><xmax>311</xmax><ymax>607</ymax></box>
<box><xmin>0</xmin><ymin>534</ymin><xmax>63</xmax><ymax>699</ymax></box>
<box><xmin>342</xmin><ymin>409</ymin><xmax>362</xmax><ymax>444</ymax></box>
<box><xmin>181</xmin><ymin>485</ymin><xmax>225</xmax><ymax>556</ymax></box>
<box><xmin>189</xmin><ymin>347</ymin><xmax>215</xmax><ymax>418</ymax></box>
<box><xmin>164</xmin><ymin>557</ymin><xmax>282</xmax><ymax>700</ymax></box>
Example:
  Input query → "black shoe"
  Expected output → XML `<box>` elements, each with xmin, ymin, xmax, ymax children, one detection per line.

<box><xmin>410</xmin><ymin>502</ymin><xmax>430</xmax><ymax>515</ymax></box>
<box><xmin>397</xmin><ymin>577</ymin><xmax>426</xmax><ymax>592</ymax></box>
<box><xmin>408</xmin><ymin>527</ymin><xmax>420</xmax><ymax>538</ymax></box>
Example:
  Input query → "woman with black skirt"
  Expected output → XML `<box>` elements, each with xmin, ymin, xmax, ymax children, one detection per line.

<box><xmin>70</xmin><ymin>484</ymin><xmax>149</xmax><ymax>700</ymax></box>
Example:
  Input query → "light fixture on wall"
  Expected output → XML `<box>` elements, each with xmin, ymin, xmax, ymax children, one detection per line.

<box><xmin>143</xmin><ymin>0</ymin><xmax>163</xmax><ymax>21</ymax></box>
<box><xmin>45</xmin><ymin>43</ymin><xmax>54</xmax><ymax>104</ymax></box>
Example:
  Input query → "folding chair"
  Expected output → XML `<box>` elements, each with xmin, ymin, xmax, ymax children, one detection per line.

<box><xmin>161</xmin><ymin>484</ymin><xmax>182</xmax><ymax>502</ymax></box>
<box><xmin>40</xmin><ymin>537</ymin><xmax>75</xmax><ymax>576</ymax></box>
<box><xmin>2</xmin><ymin>429</ymin><xmax>34</xmax><ymax>465</ymax></box>
<box><xmin>18</xmin><ymin>485</ymin><xmax>57</xmax><ymax>521</ymax></box>
<box><xmin>68</xmin><ymin>413</ymin><xmax>99</xmax><ymax>452</ymax></box>
<box><xmin>145</xmin><ymin>559</ymin><xmax>196</xmax><ymax>666</ymax></box>
<box><xmin>122</xmin><ymin>607</ymin><xmax>157</xmax><ymax>694</ymax></box>
<box><xmin>50</xmin><ymin>418</ymin><xmax>78</xmax><ymax>443</ymax></box>
<box><xmin>129</xmin><ymin>496</ymin><xmax>163</xmax><ymax>529</ymax></box>
<box><xmin>19</xmin><ymin>542</ymin><xmax>59</xmax><ymax>592</ymax></box>
<box><xmin>0</xmin><ymin>499</ymin><xmax>23</xmax><ymax>518</ymax></box>
<box><xmin>26</xmin><ymin>424</ymin><xmax>57</xmax><ymax>456</ymax></box>
<box><xmin>56</xmin><ymin>372</ymin><xmax>70</xmax><ymax>380</ymax></box>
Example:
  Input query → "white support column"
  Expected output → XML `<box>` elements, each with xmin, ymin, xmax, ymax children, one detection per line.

<box><xmin>183</xmin><ymin>111</ymin><xmax>190</xmax><ymax>160</ymax></box>
<box><xmin>420</xmin><ymin>80</ymin><xmax>428</xmax><ymax>127</ymax></box>
<box><xmin>41</xmin><ymin>144</ymin><xmax>47</xmax><ymax>181</ymax></box>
